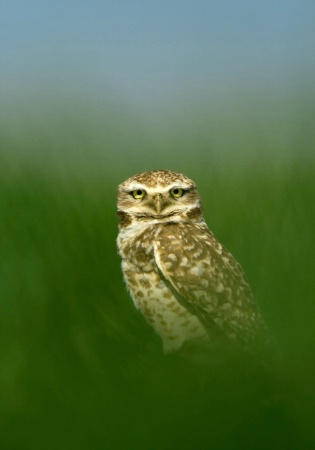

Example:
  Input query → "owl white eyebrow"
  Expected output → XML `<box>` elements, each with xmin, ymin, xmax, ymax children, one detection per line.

<box><xmin>126</xmin><ymin>183</ymin><xmax>191</xmax><ymax>194</ymax></box>
<box><xmin>164</xmin><ymin>182</ymin><xmax>191</xmax><ymax>191</ymax></box>
<box><xmin>125</xmin><ymin>183</ymin><xmax>147</xmax><ymax>192</ymax></box>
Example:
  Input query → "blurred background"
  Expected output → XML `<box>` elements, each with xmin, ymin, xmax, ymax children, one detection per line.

<box><xmin>1</xmin><ymin>1</ymin><xmax>315</xmax><ymax>449</ymax></box>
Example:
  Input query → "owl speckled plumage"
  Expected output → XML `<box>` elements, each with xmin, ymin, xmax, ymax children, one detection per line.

<box><xmin>117</xmin><ymin>170</ymin><xmax>272</xmax><ymax>355</ymax></box>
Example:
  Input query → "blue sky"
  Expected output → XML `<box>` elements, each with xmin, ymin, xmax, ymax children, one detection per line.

<box><xmin>1</xmin><ymin>0</ymin><xmax>315</xmax><ymax>111</ymax></box>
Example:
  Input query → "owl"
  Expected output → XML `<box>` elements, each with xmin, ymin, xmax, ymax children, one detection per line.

<box><xmin>117</xmin><ymin>169</ymin><xmax>273</xmax><ymax>357</ymax></box>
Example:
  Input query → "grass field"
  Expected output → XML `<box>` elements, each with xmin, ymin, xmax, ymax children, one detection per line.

<box><xmin>1</xmin><ymin>94</ymin><xmax>315</xmax><ymax>449</ymax></box>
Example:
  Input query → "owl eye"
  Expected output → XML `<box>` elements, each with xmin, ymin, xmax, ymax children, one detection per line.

<box><xmin>132</xmin><ymin>189</ymin><xmax>146</xmax><ymax>199</ymax></box>
<box><xmin>170</xmin><ymin>188</ymin><xmax>184</xmax><ymax>198</ymax></box>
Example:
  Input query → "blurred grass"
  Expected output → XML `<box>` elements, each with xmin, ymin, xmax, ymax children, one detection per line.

<box><xmin>0</xmin><ymin>93</ymin><xmax>315</xmax><ymax>449</ymax></box>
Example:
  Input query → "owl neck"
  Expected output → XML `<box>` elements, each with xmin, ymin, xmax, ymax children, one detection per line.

<box><xmin>117</xmin><ymin>207</ymin><xmax>204</xmax><ymax>229</ymax></box>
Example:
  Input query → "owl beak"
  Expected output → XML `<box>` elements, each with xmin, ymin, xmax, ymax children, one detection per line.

<box><xmin>155</xmin><ymin>195</ymin><xmax>162</xmax><ymax>214</ymax></box>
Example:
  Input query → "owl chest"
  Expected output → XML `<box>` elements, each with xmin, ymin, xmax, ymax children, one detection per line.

<box><xmin>120</xmin><ymin>236</ymin><xmax>168</xmax><ymax>317</ymax></box>
<box><xmin>119</xmin><ymin>232</ymin><xmax>160</xmax><ymax>301</ymax></box>
<box><xmin>118</xmin><ymin>227</ymin><xmax>209</xmax><ymax>351</ymax></box>
<box><xmin>118</xmin><ymin>227</ymin><xmax>158</xmax><ymax>271</ymax></box>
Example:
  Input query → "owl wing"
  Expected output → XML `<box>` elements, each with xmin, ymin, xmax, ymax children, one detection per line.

<box><xmin>154</xmin><ymin>222</ymin><xmax>268</xmax><ymax>346</ymax></box>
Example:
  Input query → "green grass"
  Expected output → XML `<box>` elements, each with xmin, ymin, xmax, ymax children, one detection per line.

<box><xmin>0</xmin><ymin>96</ymin><xmax>315</xmax><ymax>449</ymax></box>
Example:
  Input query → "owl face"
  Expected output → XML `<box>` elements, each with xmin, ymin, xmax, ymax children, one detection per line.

<box><xmin>117</xmin><ymin>170</ymin><xmax>202</xmax><ymax>220</ymax></box>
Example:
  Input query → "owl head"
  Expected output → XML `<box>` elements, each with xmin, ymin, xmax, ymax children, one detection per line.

<box><xmin>117</xmin><ymin>170</ymin><xmax>203</xmax><ymax>224</ymax></box>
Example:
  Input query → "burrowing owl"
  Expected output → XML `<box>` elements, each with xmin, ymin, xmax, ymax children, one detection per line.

<box><xmin>117</xmin><ymin>170</ymin><xmax>272</xmax><ymax>356</ymax></box>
